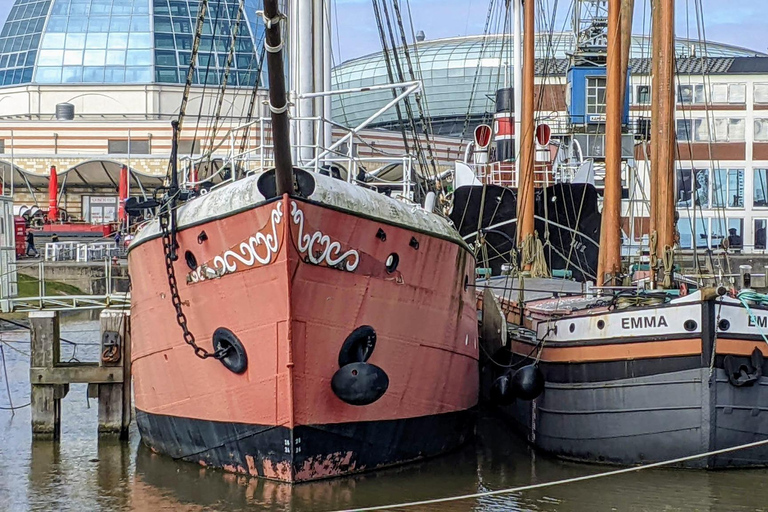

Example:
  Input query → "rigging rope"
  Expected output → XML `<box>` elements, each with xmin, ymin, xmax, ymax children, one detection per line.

<box><xmin>328</xmin><ymin>436</ymin><xmax>768</xmax><ymax>512</ymax></box>
<box><xmin>736</xmin><ymin>290</ymin><xmax>768</xmax><ymax>344</ymax></box>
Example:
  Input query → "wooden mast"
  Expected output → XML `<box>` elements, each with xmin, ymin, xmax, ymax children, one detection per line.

<box><xmin>651</xmin><ymin>0</ymin><xmax>676</xmax><ymax>283</ymax></box>
<box><xmin>264</xmin><ymin>0</ymin><xmax>294</xmax><ymax>195</ymax></box>
<box><xmin>597</xmin><ymin>0</ymin><xmax>624</xmax><ymax>286</ymax></box>
<box><xmin>620</xmin><ymin>0</ymin><xmax>635</xmax><ymax>89</ymax></box>
<box><xmin>518</xmin><ymin>0</ymin><xmax>535</xmax><ymax>247</ymax></box>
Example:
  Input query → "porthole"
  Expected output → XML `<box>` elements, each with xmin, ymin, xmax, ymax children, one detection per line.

<box><xmin>185</xmin><ymin>250</ymin><xmax>198</xmax><ymax>270</ymax></box>
<box><xmin>569</xmin><ymin>323</ymin><xmax>575</xmax><ymax>333</ymax></box>
<box><xmin>385</xmin><ymin>253</ymin><xmax>399</xmax><ymax>274</ymax></box>
<box><xmin>718</xmin><ymin>319</ymin><xmax>731</xmax><ymax>331</ymax></box>
<box><xmin>596</xmin><ymin>319</ymin><xmax>605</xmax><ymax>330</ymax></box>
<box><xmin>684</xmin><ymin>319</ymin><xmax>698</xmax><ymax>332</ymax></box>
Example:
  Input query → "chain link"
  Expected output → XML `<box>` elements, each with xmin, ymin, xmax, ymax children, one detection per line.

<box><xmin>159</xmin><ymin>208</ymin><xmax>229</xmax><ymax>360</ymax></box>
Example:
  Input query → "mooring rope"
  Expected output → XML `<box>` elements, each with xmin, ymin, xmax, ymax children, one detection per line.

<box><xmin>328</xmin><ymin>437</ymin><xmax>768</xmax><ymax>512</ymax></box>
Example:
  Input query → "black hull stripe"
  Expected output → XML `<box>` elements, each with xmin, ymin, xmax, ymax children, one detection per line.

<box><xmin>136</xmin><ymin>408</ymin><xmax>475</xmax><ymax>482</ymax></box>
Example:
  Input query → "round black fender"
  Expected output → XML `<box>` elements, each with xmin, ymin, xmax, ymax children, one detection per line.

<box><xmin>338</xmin><ymin>325</ymin><xmax>377</xmax><ymax>367</ymax></box>
<box><xmin>490</xmin><ymin>372</ymin><xmax>515</xmax><ymax>405</ymax></box>
<box><xmin>331</xmin><ymin>362</ymin><xmax>389</xmax><ymax>406</ymax></box>
<box><xmin>212</xmin><ymin>327</ymin><xmax>248</xmax><ymax>374</ymax></box>
<box><xmin>512</xmin><ymin>364</ymin><xmax>545</xmax><ymax>400</ymax></box>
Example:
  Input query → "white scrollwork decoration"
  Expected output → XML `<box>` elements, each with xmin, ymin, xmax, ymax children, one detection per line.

<box><xmin>188</xmin><ymin>202</ymin><xmax>283</xmax><ymax>283</ymax></box>
<box><xmin>290</xmin><ymin>201</ymin><xmax>359</xmax><ymax>272</ymax></box>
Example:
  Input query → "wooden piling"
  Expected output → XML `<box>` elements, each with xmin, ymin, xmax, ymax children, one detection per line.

<box><xmin>29</xmin><ymin>311</ymin><xmax>68</xmax><ymax>439</ymax></box>
<box><xmin>97</xmin><ymin>309</ymin><xmax>131</xmax><ymax>438</ymax></box>
<box><xmin>29</xmin><ymin>308</ymin><xmax>131</xmax><ymax>440</ymax></box>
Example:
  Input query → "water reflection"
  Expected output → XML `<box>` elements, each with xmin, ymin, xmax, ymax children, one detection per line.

<box><xmin>2</xmin><ymin>320</ymin><xmax>768</xmax><ymax>511</ymax></box>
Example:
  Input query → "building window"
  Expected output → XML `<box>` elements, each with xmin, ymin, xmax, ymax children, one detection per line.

<box><xmin>712</xmin><ymin>169</ymin><xmax>744</xmax><ymax>208</ymax></box>
<box><xmin>755</xmin><ymin>169</ymin><xmax>768</xmax><ymax>207</ymax></box>
<box><xmin>676</xmin><ymin>119</ymin><xmax>708</xmax><ymax>142</ymax></box>
<box><xmin>755</xmin><ymin>84</ymin><xmax>768</xmax><ymax>104</ymax></box>
<box><xmin>0</xmin><ymin>139</ymin><xmax>4</xmax><ymax>154</ymax></box>
<box><xmin>586</xmin><ymin>76</ymin><xmax>606</xmax><ymax>115</ymax></box>
<box><xmin>676</xmin><ymin>168</ymin><xmax>710</xmax><ymax>208</ymax></box>
<box><xmin>756</xmin><ymin>119</ymin><xmax>768</xmax><ymax>142</ymax></box>
<box><xmin>636</xmin><ymin>85</ymin><xmax>651</xmax><ymax>105</ymax></box>
<box><xmin>677</xmin><ymin>84</ymin><xmax>706</xmax><ymax>104</ymax></box>
<box><xmin>711</xmin><ymin>83</ymin><xmax>747</xmax><ymax>104</ymax></box>
<box><xmin>679</xmin><ymin>217</ymin><xmax>743</xmax><ymax>250</ymax></box>
<box><xmin>108</xmin><ymin>139</ymin><xmax>150</xmax><ymax>154</ymax></box>
<box><xmin>756</xmin><ymin>219</ymin><xmax>767</xmax><ymax>250</ymax></box>
<box><xmin>713</xmin><ymin>118</ymin><xmax>745</xmax><ymax>142</ymax></box>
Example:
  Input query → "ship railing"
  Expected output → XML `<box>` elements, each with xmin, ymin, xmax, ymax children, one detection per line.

<box><xmin>180</xmin><ymin>81</ymin><xmax>425</xmax><ymax>203</ymax></box>
<box><xmin>472</xmin><ymin>161</ymin><xmax>561</xmax><ymax>188</ymax></box>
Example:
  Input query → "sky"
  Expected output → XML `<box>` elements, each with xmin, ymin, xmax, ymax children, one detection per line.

<box><xmin>0</xmin><ymin>0</ymin><xmax>764</xmax><ymax>66</ymax></box>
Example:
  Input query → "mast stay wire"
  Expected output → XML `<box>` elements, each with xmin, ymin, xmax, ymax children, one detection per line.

<box><xmin>328</xmin><ymin>436</ymin><xmax>768</xmax><ymax>512</ymax></box>
<box><xmin>377</xmin><ymin>0</ymin><xmax>434</xmax><ymax>190</ymax></box>
<box><xmin>390</xmin><ymin>0</ymin><xmax>440</xmax><ymax>181</ymax></box>
<box><xmin>371</xmin><ymin>0</ymin><xmax>413</xmax><ymax>161</ymax></box>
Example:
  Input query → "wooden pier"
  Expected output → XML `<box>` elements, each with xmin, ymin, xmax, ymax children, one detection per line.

<box><xmin>29</xmin><ymin>308</ymin><xmax>131</xmax><ymax>439</ymax></box>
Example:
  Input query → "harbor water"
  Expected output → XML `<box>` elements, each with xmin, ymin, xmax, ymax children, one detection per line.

<box><xmin>2</xmin><ymin>319</ymin><xmax>768</xmax><ymax>512</ymax></box>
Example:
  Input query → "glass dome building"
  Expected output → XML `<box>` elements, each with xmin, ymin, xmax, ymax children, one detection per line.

<box><xmin>0</xmin><ymin>0</ymin><xmax>265</xmax><ymax>87</ymax></box>
<box><xmin>331</xmin><ymin>33</ymin><xmax>767</xmax><ymax>136</ymax></box>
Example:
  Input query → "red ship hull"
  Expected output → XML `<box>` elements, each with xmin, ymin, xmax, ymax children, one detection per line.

<box><xmin>129</xmin><ymin>176</ymin><xmax>479</xmax><ymax>482</ymax></box>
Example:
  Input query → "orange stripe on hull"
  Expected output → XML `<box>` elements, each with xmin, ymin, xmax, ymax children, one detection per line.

<box><xmin>130</xmin><ymin>195</ymin><xmax>479</xmax><ymax>428</ymax></box>
<box><xmin>511</xmin><ymin>338</ymin><xmax>703</xmax><ymax>363</ymax></box>
<box><xmin>716</xmin><ymin>338</ymin><xmax>768</xmax><ymax>357</ymax></box>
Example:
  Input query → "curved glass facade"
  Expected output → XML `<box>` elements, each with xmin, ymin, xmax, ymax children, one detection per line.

<box><xmin>0</xmin><ymin>0</ymin><xmax>51</xmax><ymax>86</ymax></box>
<box><xmin>0</xmin><ymin>0</ymin><xmax>265</xmax><ymax>87</ymax></box>
<box><xmin>331</xmin><ymin>33</ymin><xmax>767</xmax><ymax>134</ymax></box>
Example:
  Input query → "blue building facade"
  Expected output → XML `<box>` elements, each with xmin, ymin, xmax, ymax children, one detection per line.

<box><xmin>0</xmin><ymin>0</ymin><xmax>265</xmax><ymax>87</ymax></box>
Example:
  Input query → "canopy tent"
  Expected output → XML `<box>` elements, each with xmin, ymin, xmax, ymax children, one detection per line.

<box><xmin>1</xmin><ymin>159</ymin><xmax>165</xmax><ymax>199</ymax></box>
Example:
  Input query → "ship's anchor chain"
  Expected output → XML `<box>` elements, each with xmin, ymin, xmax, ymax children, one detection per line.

<box><xmin>159</xmin><ymin>207</ymin><xmax>229</xmax><ymax>361</ymax></box>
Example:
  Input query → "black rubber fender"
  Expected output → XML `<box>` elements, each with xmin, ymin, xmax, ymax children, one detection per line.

<box><xmin>338</xmin><ymin>325</ymin><xmax>377</xmax><ymax>367</ymax></box>
<box><xmin>331</xmin><ymin>362</ymin><xmax>389</xmax><ymax>406</ymax></box>
<box><xmin>212</xmin><ymin>327</ymin><xmax>248</xmax><ymax>374</ymax></box>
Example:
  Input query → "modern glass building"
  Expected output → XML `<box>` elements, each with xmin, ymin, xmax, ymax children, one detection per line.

<box><xmin>0</xmin><ymin>0</ymin><xmax>265</xmax><ymax>87</ymax></box>
<box><xmin>331</xmin><ymin>33</ymin><xmax>767</xmax><ymax>136</ymax></box>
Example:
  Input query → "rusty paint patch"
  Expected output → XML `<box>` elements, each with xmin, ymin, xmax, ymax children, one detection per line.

<box><xmin>262</xmin><ymin>459</ymin><xmax>293</xmax><ymax>481</ymax></box>
<box><xmin>245</xmin><ymin>455</ymin><xmax>259</xmax><ymax>477</ymax></box>
<box><xmin>295</xmin><ymin>451</ymin><xmax>358</xmax><ymax>481</ymax></box>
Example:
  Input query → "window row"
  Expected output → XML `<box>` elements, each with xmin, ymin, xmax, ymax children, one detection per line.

<box><xmin>153</xmin><ymin>33</ymin><xmax>253</xmax><ymax>53</ymax></box>
<box><xmin>153</xmin><ymin>0</ymin><xmax>240</xmax><ymax>18</ymax></box>
<box><xmin>0</xmin><ymin>51</ymin><xmax>37</xmax><ymax>69</ymax></box>
<box><xmin>155</xmin><ymin>66</ymin><xmax>259</xmax><ymax>86</ymax></box>
<box><xmin>45</xmin><ymin>15</ymin><xmax>151</xmax><ymax>33</ymax></box>
<box><xmin>674</xmin><ymin>168</ymin><xmax>768</xmax><ymax>210</ymax></box>
<box><xmin>0</xmin><ymin>67</ymin><xmax>34</xmax><ymax>85</ymax></box>
<box><xmin>38</xmin><ymin>48</ymin><xmax>152</xmax><ymax>66</ymax></box>
<box><xmin>677</xmin><ymin>217</ymin><xmax>743</xmax><ymax>250</ymax></box>
<box><xmin>676</xmin><ymin>168</ymin><xmax>745</xmax><ymax>209</ymax></box>
<box><xmin>0</xmin><ymin>17</ymin><xmax>47</xmax><ymax>38</ymax></box>
<box><xmin>676</xmin><ymin>118</ymin><xmax>746</xmax><ymax>142</ymax></box>
<box><xmin>677</xmin><ymin>217</ymin><xmax>768</xmax><ymax>250</ymax></box>
<box><xmin>41</xmin><ymin>32</ymin><xmax>152</xmax><ymax>50</ymax></box>
<box><xmin>0</xmin><ymin>34</ymin><xmax>42</xmax><ymax>55</ymax></box>
<box><xmin>153</xmin><ymin>16</ymin><xmax>250</xmax><ymax>36</ymax></box>
<box><xmin>633</xmin><ymin>83</ymin><xmax>768</xmax><ymax>106</ymax></box>
<box><xmin>3</xmin><ymin>1</ymin><xmax>51</xmax><ymax>22</ymax></box>
<box><xmin>35</xmin><ymin>66</ymin><xmax>152</xmax><ymax>83</ymax></box>
<box><xmin>50</xmin><ymin>0</ymin><xmax>149</xmax><ymax>16</ymax></box>
<box><xmin>155</xmin><ymin>50</ymin><xmax>256</xmax><ymax>69</ymax></box>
